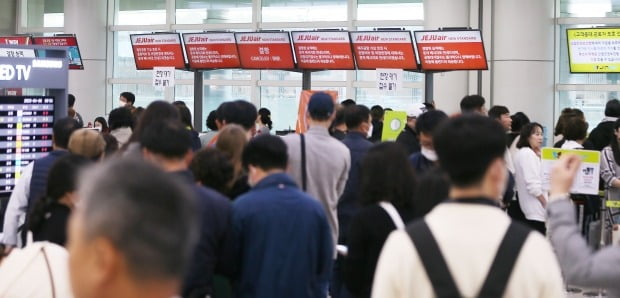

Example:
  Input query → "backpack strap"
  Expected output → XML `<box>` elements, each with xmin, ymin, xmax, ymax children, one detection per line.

<box><xmin>300</xmin><ymin>134</ymin><xmax>307</xmax><ymax>192</ymax></box>
<box><xmin>477</xmin><ymin>221</ymin><xmax>530</xmax><ymax>297</ymax></box>
<box><xmin>406</xmin><ymin>219</ymin><xmax>461</xmax><ymax>298</ymax></box>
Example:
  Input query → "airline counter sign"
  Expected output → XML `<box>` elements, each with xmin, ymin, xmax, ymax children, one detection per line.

<box><xmin>350</xmin><ymin>31</ymin><xmax>418</xmax><ymax>70</ymax></box>
<box><xmin>414</xmin><ymin>30</ymin><xmax>488</xmax><ymax>71</ymax></box>
<box><xmin>183</xmin><ymin>33</ymin><xmax>240</xmax><ymax>69</ymax></box>
<box><xmin>292</xmin><ymin>31</ymin><xmax>354</xmax><ymax>70</ymax></box>
<box><xmin>235</xmin><ymin>32</ymin><xmax>295</xmax><ymax>69</ymax></box>
<box><xmin>130</xmin><ymin>34</ymin><xmax>185</xmax><ymax>69</ymax></box>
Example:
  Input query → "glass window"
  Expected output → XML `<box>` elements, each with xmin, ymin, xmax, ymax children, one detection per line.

<box><xmin>176</xmin><ymin>0</ymin><xmax>252</xmax><ymax>24</ymax></box>
<box><xmin>261</xmin><ymin>86</ymin><xmax>346</xmax><ymax>131</ymax></box>
<box><xmin>25</xmin><ymin>0</ymin><xmax>64</xmax><ymax>27</ymax></box>
<box><xmin>558</xmin><ymin>90</ymin><xmax>616</xmax><ymax>131</ymax></box>
<box><xmin>357</xmin><ymin>70</ymin><xmax>423</xmax><ymax>82</ymax></box>
<box><xmin>262</xmin><ymin>0</ymin><xmax>347</xmax><ymax>22</ymax></box>
<box><xmin>560</xmin><ymin>0</ymin><xmax>620</xmax><ymax>18</ymax></box>
<box><xmin>357</xmin><ymin>0</ymin><xmax>424</xmax><ymax>21</ymax></box>
<box><xmin>117</xmin><ymin>0</ymin><xmax>166</xmax><ymax>25</ymax></box>
<box><xmin>355</xmin><ymin>87</ymin><xmax>423</xmax><ymax>112</ymax></box>
<box><xmin>113</xmin><ymin>31</ymin><xmax>156</xmax><ymax>79</ymax></box>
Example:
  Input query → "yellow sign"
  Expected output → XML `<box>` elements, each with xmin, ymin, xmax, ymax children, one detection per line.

<box><xmin>381</xmin><ymin>111</ymin><xmax>407</xmax><ymax>142</ymax></box>
<box><xmin>567</xmin><ymin>28</ymin><xmax>620</xmax><ymax>73</ymax></box>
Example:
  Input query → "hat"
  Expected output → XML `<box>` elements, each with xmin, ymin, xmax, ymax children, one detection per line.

<box><xmin>307</xmin><ymin>92</ymin><xmax>335</xmax><ymax>119</ymax></box>
<box><xmin>68</xmin><ymin>128</ymin><xmax>106</xmax><ymax>159</ymax></box>
<box><xmin>406</xmin><ymin>103</ymin><xmax>427</xmax><ymax>118</ymax></box>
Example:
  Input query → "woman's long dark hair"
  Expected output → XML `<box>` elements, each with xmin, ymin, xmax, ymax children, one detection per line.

<box><xmin>516</xmin><ymin>122</ymin><xmax>543</xmax><ymax>149</ymax></box>
<box><xmin>359</xmin><ymin>142</ymin><xmax>416</xmax><ymax>210</ymax></box>
<box><xmin>27</xmin><ymin>155</ymin><xmax>91</xmax><ymax>234</ymax></box>
<box><xmin>611</xmin><ymin>119</ymin><xmax>620</xmax><ymax>166</ymax></box>
<box><xmin>258</xmin><ymin>108</ymin><xmax>273</xmax><ymax>130</ymax></box>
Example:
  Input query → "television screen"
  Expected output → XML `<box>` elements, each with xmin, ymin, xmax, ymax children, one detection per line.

<box><xmin>291</xmin><ymin>31</ymin><xmax>355</xmax><ymax>70</ymax></box>
<box><xmin>349</xmin><ymin>31</ymin><xmax>418</xmax><ymax>70</ymax></box>
<box><xmin>414</xmin><ymin>30</ymin><xmax>488</xmax><ymax>71</ymax></box>
<box><xmin>32</xmin><ymin>36</ymin><xmax>84</xmax><ymax>70</ymax></box>
<box><xmin>0</xmin><ymin>96</ymin><xmax>54</xmax><ymax>196</ymax></box>
<box><xmin>235</xmin><ymin>32</ymin><xmax>295</xmax><ymax>69</ymax></box>
<box><xmin>567</xmin><ymin>28</ymin><xmax>620</xmax><ymax>73</ymax></box>
<box><xmin>183</xmin><ymin>32</ymin><xmax>241</xmax><ymax>69</ymax></box>
<box><xmin>130</xmin><ymin>33</ymin><xmax>186</xmax><ymax>70</ymax></box>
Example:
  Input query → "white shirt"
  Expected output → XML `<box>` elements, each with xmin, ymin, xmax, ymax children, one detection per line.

<box><xmin>1</xmin><ymin>163</ymin><xmax>33</xmax><ymax>246</ymax></box>
<box><xmin>561</xmin><ymin>140</ymin><xmax>583</xmax><ymax>150</ymax></box>
<box><xmin>514</xmin><ymin>147</ymin><xmax>547</xmax><ymax>222</ymax></box>
<box><xmin>371</xmin><ymin>203</ymin><xmax>565</xmax><ymax>298</ymax></box>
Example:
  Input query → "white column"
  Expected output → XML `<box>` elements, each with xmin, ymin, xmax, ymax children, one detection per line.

<box><xmin>491</xmin><ymin>0</ymin><xmax>555</xmax><ymax>142</ymax></box>
<box><xmin>64</xmin><ymin>0</ymin><xmax>108</xmax><ymax>126</ymax></box>
<box><xmin>424</xmin><ymin>0</ymin><xmax>473</xmax><ymax>114</ymax></box>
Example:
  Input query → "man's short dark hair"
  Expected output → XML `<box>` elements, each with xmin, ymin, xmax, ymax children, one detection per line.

<box><xmin>416</xmin><ymin>110</ymin><xmax>448</xmax><ymax>135</ymax></box>
<box><xmin>108</xmin><ymin>107</ymin><xmax>134</xmax><ymax>130</ymax></box>
<box><xmin>217</xmin><ymin>100</ymin><xmax>257</xmax><ymax>131</ymax></box>
<box><xmin>78</xmin><ymin>159</ymin><xmax>198</xmax><ymax>280</ymax></box>
<box><xmin>345</xmin><ymin>105</ymin><xmax>370</xmax><ymax>130</ymax></box>
<box><xmin>605</xmin><ymin>99</ymin><xmax>620</xmax><ymax>118</ymax></box>
<box><xmin>68</xmin><ymin>94</ymin><xmax>76</xmax><ymax>108</ymax></box>
<box><xmin>562</xmin><ymin>116</ymin><xmax>588</xmax><ymax>141</ymax></box>
<box><xmin>120</xmin><ymin>92</ymin><xmax>136</xmax><ymax>105</ymax></box>
<box><xmin>190</xmin><ymin>148</ymin><xmax>234</xmax><ymax>194</ymax></box>
<box><xmin>242</xmin><ymin>135</ymin><xmax>288</xmax><ymax>171</ymax></box>
<box><xmin>488</xmin><ymin>105</ymin><xmax>510</xmax><ymax>120</ymax></box>
<box><xmin>370</xmin><ymin>105</ymin><xmax>384</xmax><ymax>121</ymax></box>
<box><xmin>140</xmin><ymin>120</ymin><xmax>191</xmax><ymax>159</ymax></box>
<box><xmin>206</xmin><ymin>110</ymin><xmax>218</xmax><ymax>131</ymax></box>
<box><xmin>511</xmin><ymin>112</ymin><xmax>530</xmax><ymax>132</ymax></box>
<box><xmin>53</xmin><ymin>117</ymin><xmax>80</xmax><ymax>149</ymax></box>
<box><xmin>341</xmin><ymin>99</ymin><xmax>356</xmax><ymax>107</ymax></box>
<box><xmin>434</xmin><ymin>115</ymin><xmax>506</xmax><ymax>187</ymax></box>
<box><xmin>460</xmin><ymin>95</ymin><xmax>486</xmax><ymax>113</ymax></box>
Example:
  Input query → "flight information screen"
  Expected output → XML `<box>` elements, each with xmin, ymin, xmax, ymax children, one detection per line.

<box><xmin>0</xmin><ymin>96</ymin><xmax>54</xmax><ymax>195</ymax></box>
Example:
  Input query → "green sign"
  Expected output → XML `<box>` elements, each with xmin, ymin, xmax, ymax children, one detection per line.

<box><xmin>381</xmin><ymin>110</ymin><xmax>407</xmax><ymax>142</ymax></box>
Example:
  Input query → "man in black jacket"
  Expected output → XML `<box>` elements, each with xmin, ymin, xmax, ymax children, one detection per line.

<box><xmin>586</xmin><ymin>99</ymin><xmax>620</xmax><ymax>151</ymax></box>
<box><xmin>395</xmin><ymin>103</ymin><xmax>426</xmax><ymax>155</ymax></box>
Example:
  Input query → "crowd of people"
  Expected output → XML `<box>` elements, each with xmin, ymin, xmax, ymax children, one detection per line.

<box><xmin>0</xmin><ymin>91</ymin><xmax>620</xmax><ymax>298</ymax></box>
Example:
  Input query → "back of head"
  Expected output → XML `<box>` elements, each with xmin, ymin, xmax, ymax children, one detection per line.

<box><xmin>307</xmin><ymin>92</ymin><xmax>335</xmax><ymax>121</ymax></box>
<box><xmin>216</xmin><ymin>124</ymin><xmax>248</xmax><ymax>169</ymax></box>
<box><xmin>434</xmin><ymin>115</ymin><xmax>506</xmax><ymax>187</ymax></box>
<box><xmin>206</xmin><ymin>110</ymin><xmax>218</xmax><ymax>131</ymax></box>
<box><xmin>562</xmin><ymin>115</ymin><xmax>588</xmax><ymax>141</ymax></box>
<box><xmin>130</xmin><ymin>101</ymin><xmax>180</xmax><ymax>143</ymax></box>
<box><xmin>190</xmin><ymin>148</ymin><xmax>234</xmax><ymax>194</ymax></box>
<box><xmin>370</xmin><ymin>105</ymin><xmax>384</xmax><ymax>121</ymax></box>
<box><xmin>413</xmin><ymin>167</ymin><xmax>450</xmax><ymax>218</ymax></box>
<box><xmin>218</xmin><ymin>100</ymin><xmax>257</xmax><ymax>131</ymax></box>
<box><xmin>554</xmin><ymin>108</ymin><xmax>582</xmax><ymax>136</ymax></box>
<box><xmin>345</xmin><ymin>104</ymin><xmax>370</xmax><ymax>130</ymax></box>
<box><xmin>68</xmin><ymin>129</ymin><xmax>106</xmax><ymax>160</ymax></box>
<box><xmin>416</xmin><ymin>110</ymin><xmax>448</xmax><ymax>135</ymax></box>
<box><xmin>68</xmin><ymin>94</ymin><xmax>76</xmax><ymax>108</ymax></box>
<box><xmin>101</xmin><ymin>134</ymin><xmax>119</xmax><ymax>158</ymax></box>
<box><xmin>488</xmin><ymin>105</ymin><xmax>509</xmax><ymax>120</ymax></box>
<box><xmin>510</xmin><ymin>112</ymin><xmax>530</xmax><ymax>133</ymax></box>
<box><xmin>108</xmin><ymin>107</ymin><xmax>133</xmax><ymax>131</ymax></box>
<box><xmin>332</xmin><ymin>107</ymin><xmax>346</xmax><ymax>127</ymax></box>
<box><xmin>75</xmin><ymin>159</ymin><xmax>198</xmax><ymax>282</ymax></box>
<box><xmin>120</xmin><ymin>92</ymin><xmax>136</xmax><ymax>105</ymax></box>
<box><xmin>360</xmin><ymin>142</ymin><xmax>415</xmax><ymax>209</ymax></box>
<box><xmin>53</xmin><ymin>117</ymin><xmax>80</xmax><ymax>149</ymax></box>
<box><xmin>340</xmin><ymin>99</ymin><xmax>356</xmax><ymax>107</ymax></box>
<box><xmin>242</xmin><ymin>134</ymin><xmax>288</xmax><ymax>171</ymax></box>
<box><xmin>258</xmin><ymin>107</ymin><xmax>273</xmax><ymax>130</ymax></box>
<box><xmin>460</xmin><ymin>95</ymin><xmax>486</xmax><ymax>114</ymax></box>
<box><xmin>605</xmin><ymin>99</ymin><xmax>620</xmax><ymax>118</ymax></box>
<box><xmin>140</xmin><ymin>120</ymin><xmax>191</xmax><ymax>159</ymax></box>
<box><xmin>175</xmin><ymin>104</ymin><xmax>193</xmax><ymax>129</ymax></box>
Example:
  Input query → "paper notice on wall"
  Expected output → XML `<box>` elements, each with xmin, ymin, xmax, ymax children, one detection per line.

<box><xmin>152</xmin><ymin>67</ymin><xmax>175</xmax><ymax>89</ymax></box>
<box><xmin>376</xmin><ymin>68</ymin><xmax>403</xmax><ymax>96</ymax></box>
<box><xmin>541</xmin><ymin>147</ymin><xmax>601</xmax><ymax>195</ymax></box>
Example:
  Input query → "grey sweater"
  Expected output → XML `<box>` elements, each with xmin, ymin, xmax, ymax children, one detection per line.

<box><xmin>547</xmin><ymin>199</ymin><xmax>620</xmax><ymax>297</ymax></box>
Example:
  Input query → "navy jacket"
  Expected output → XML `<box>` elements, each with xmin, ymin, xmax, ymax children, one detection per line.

<box><xmin>338</xmin><ymin>131</ymin><xmax>373</xmax><ymax>244</ymax></box>
<box><xmin>409</xmin><ymin>152</ymin><xmax>435</xmax><ymax>175</ymax></box>
<box><xmin>176</xmin><ymin>170</ymin><xmax>234</xmax><ymax>298</ymax></box>
<box><xmin>232</xmin><ymin>173</ymin><xmax>333</xmax><ymax>298</ymax></box>
<box><xmin>29</xmin><ymin>150</ymin><xmax>69</xmax><ymax>213</ymax></box>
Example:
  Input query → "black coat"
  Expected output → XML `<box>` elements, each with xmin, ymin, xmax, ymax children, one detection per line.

<box><xmin>395</xmin><ymin>126</ymin><xmax>421</xmax><ymax>155</ymax></box>
<box><xmin>586</xmin><ymin>120</ymin><xmax>616</xmax><ymax>151</ymax></box>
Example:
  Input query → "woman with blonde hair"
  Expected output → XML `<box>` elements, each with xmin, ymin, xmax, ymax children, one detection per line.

<box><xmin>216</xmin><ymin>124</ymin><xmax>250</xmax><ymax>199</ymax></box>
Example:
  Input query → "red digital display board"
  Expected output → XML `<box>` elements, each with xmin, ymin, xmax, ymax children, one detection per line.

<box><xmin>32</xmin><ymin>36</ymin><xmax>83</xmax><ymax>69</ymax></box>
<box><xmin>349</xmin><ymin>31</ymin><xmax>418</xmax><ymax>70</ymax></box>
<box><xmin>183</xmin><ymin>32</ymin><xmax>240</xmax><ymax>69</ymax></box>
<box><xmin>414</xmin><ymin>30</ymin><xmax>488</xmax><ymax>71</ymax></box>
<box><xmin>291</xmin><ymin>31</ymin><xmax>354</xmax><ymax>70</ymax></box>
<box><xmin>130</xmin><ymin>33</ymin><xmax>186</xmax><ymax>70</ymax></box>
<box><xmin>0</xmin><ymin>36</ymin><xmax>31</xmax><ymax>45</ymax></box>
<box><xmin>234</xmin><ymin>32</ymin><xmax>295</xmax><ymax>70</ymax></box>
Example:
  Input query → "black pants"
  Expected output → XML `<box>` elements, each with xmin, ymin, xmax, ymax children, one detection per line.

<box><xmin>525</xmin><ymin>219</ymin><xmax>546</xmax><ymax>235</ymax></box>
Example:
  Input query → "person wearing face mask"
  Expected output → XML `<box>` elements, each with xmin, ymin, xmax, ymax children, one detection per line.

<box><xmin>408</xmin><ymin>110</ymin><xmax>448</xmax><ymax>175</ymax></box>
<box><xmin>514</xmin><ymin>122</ymin><xmax>547</xmax><ymax>234</ymax></box>
<box><xmin>232</xmin><ymin>135</ymin><xmax>333</xmax><ymax>298</ymax></box>
<box><xmin>119</xmin><ymin>92</ymin><xmax>136</xmax><ymax>109</ymax></box>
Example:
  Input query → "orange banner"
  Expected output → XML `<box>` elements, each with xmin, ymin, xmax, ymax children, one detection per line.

<box><xmin>414</xmin><ymin>30</ymin><xmax>488</xmax><ymax>71</ymax></box>
<box><xmin>292</xmin><ymin>31</ymin><xmax>355</xmax><ymax>70</ymax></box>
<box><xmin>296</xmin><ymin>90</ymin><xmax>339</xmax><ymax>134</ymax></box>
<box><xmin>183</xmin><ymin>33</ymin><xmax>241</xmax><ymax>69</ymax></box>
<box><xmin>235</xmin><ymin>32</ymin><xmax>295</xmax><ymax>69</ymax></box>
<box><xmin>350</xmin><ymin>31</ymin><xmax>418</xmax><ymax>70</ymax></box>
<box><xmin>130</xmin><ymin>33</ymin><xmax>186</xmax><ymax>70</ymax></box>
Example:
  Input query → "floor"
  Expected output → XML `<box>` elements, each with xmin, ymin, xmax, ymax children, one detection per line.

<box><xmin>567</xmin><ymin>287</ymin><xmax>607</xmax><ymax>297</ymax></box>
